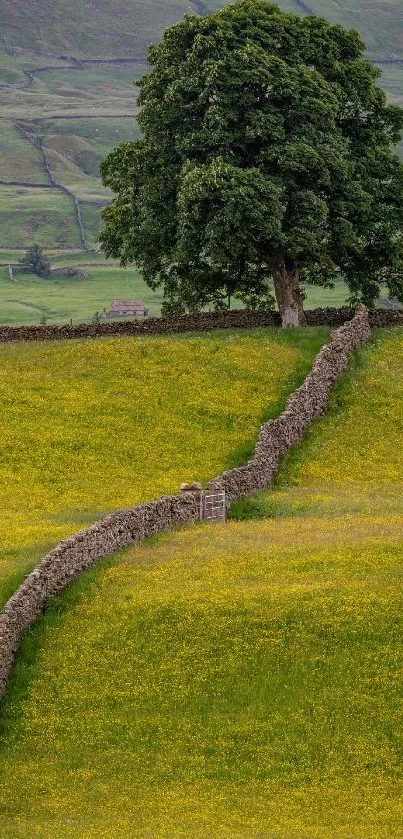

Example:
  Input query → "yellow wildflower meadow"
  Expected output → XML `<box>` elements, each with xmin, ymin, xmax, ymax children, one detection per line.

<box><xmin>0</xmin><ymin>516</ymin><xmax>402</xmax><ymax>838</ymax></box>
<box><xmin>0</xmin><ymin>328</ymin><xmax>401</xmax><ymax>838</ymax></box>
<box><xmin>0</xmin><ymin>328</ymin><xmax>319</xmax><ymax>602</ymax></box>
<box><xmin>261</xmin><ymin>327</ymin><xmax>403</xmax><ymax>520</ymax></box>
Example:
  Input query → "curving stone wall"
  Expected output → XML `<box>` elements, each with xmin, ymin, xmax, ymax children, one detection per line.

<box><xmin>0</xmin><ymin>495</ymin><xmax>200</xmax><ymax>701</ymax></box>
<box><xmin>0</xmin><ymin>306</ymin><xmax>371</xmax><ymax>703</ymax></box>
<box><xmin>206</xmin><ymin>305</ymin><xmax>371</xmax><ymax>502</ymax></box>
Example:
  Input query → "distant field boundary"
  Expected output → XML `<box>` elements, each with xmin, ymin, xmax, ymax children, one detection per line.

<box><xmin>0</xmin><ymin>306</ymin><xmax>401</xmax><ymax>342</ymax></box>
<box><xmin>0</xmin><ymin>57</ymin><xmax>146</xmax><ymax>90</ymax></box>
<box><xmin>12</xmin><ymin>120</ymin><xmax>90</xmax><ymax>251</ymax></box>
<box><xmin>0</xmin><ymin>306</ymin><xmax>372</xmax><ymax>703</ymax></box>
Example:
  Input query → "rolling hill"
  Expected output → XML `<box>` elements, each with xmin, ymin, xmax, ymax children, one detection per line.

<box><xmin>0</xmin><ymin>6</ymin><xmax>402</xmax><ymax>835</ymax></box>
<box><xmin>0</xmin><ymin>0</ymin><xmax>218</xmax><ymax>60</ymax></box>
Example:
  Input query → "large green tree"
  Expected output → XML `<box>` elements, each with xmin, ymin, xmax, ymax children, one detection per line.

<box><xmin>100</xmin><ymin>0</ymin><xmax>403</xmax><ymax>325</ymax></box>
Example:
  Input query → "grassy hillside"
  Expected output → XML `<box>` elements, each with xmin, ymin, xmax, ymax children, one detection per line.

<box><xmin>231</xmin><ymin>328</ymin><xmax>403</xmax><ymax>521</ymax></box>
<box><xmin>0</xmin><ymin>121</ymin><xmax>44</xmax><ymax>182</ymax></box>
<box><xmin>0</xmin><ymin>327</ymin><xmax>325</xmax><ymax>606</ymax></box>
<box><xmin>0</xmin><ymin>0</ymin><xmax>403</xmax><ymax>254</ymax></box>
<box><xmin>4</xmin><ymin>0</ymin><xmax>401</xmax><ymax>61</ymax></box>
<box><xmin>0</xmin><ymin>328</ymin><xmax>401</xmax><ymax>837</ymax></box>
<box><xmin>0</xmin><ymin>185</ymin><xmax>81</xmax><ymax>248</ymax></box>
<box><xmin>0</xmin><ymin>62</ymin><xmax>144</xmax><ymax>252</ymax></box>
<box><xmin>0</xmin><ymin>0</ymin><xmax>216</xmax><ymax>60</ymax></box>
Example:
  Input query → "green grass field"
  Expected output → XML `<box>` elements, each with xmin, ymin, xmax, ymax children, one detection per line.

<box><xmin>0</xmin><ymin>328</ymin><xmax>401</xmax><ymax>837</ymax></box>
<box><xmin>41</xmin><ymin>116</ymin><xmax>141</xmax><ymax>157</ymax></box>
<box><xmin>230</xmin><ymin>329</ymin><xmax>403</xmax><ymax>525</ymax></box>
<box><xmin>0</xmin><ymin>264</ymin><xmax>163</xmax><ymax>323</ymax></box>
<box><xmin>0</xmin><ymin>248</ymin><xmax>103</xmax><ymax>265</ymax></box>
<box><xmin>0</xmin><ymin>120</ymin><xmax>44</xmax><ymax>183</ymax></box>
<box><xmin>0</xmin><ymin>185</ymin><xmax>81</xmax><ymax>248</ymax></box>
<box><xmin>0</xmin><ymin>4</ymin><xmax>402</xmax><ymax>835</ymax></box>
<box><xmin>0</xmin><ymin>261</ymin><xmax>352</xmax><ymax>325</ymax></box>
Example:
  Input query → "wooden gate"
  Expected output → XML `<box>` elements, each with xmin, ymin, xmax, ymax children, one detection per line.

<box><xmin>202</xmin><ymin>491</ymin><xmax>226</xmax><ymax>523</ymax></box>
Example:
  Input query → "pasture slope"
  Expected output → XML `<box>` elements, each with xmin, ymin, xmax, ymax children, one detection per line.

<box><xmin>0</xmin><ymin>327</ymin><xmax>324</xmax><ymax>606</ymax></box>
<box><xmin>0</xmin><ymin>325</ymin><xmax>401</xmax><ymax>838</ymax></box>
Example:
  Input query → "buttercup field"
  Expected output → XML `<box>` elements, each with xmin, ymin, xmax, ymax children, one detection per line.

<box><xmin>0</xmin><ymin>2</ymin><xmax>402</xmax><ymax>837</ymax></box>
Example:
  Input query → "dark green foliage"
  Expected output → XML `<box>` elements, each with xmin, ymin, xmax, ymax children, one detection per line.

<box><xmin>19</xmin><ymin>244</ymin><xmax>51</xmax><ymax>278</ymax></box>
<box><xmin>100</xmin><ymin>0</ymin><xmax>403</xmax><ymax>322</ymax></box>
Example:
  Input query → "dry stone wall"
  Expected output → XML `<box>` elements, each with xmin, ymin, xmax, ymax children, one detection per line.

<box><xmin>207</xmin><ymin>305</ymin><xmax>371</xmax><ymax>502</ymax></box>
<box><xmin>0</xmin><ymin>306</ymin><xmax>371</xmax><ymax>703</ymax></box>
<box><xmin>0</xmin><ymin>495</ymin><xmax>200</xmax><ymax>701</ymax></box>
<box><xmin>0</xmin><ymin>306</ymin><xmax>400</xmax><ymax>344</ymax></box>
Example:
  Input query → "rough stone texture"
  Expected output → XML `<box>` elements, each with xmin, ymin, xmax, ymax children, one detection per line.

<box><xmin>0</xmin><ymin>310</ymin><xmax>281</xmax><ymax>343</ymax></box>
<box><xmin>0</xmin><ymin>305</ymin><xmax>398</xmax><ymax>343</ymax></box>
<box><xmin>206</xmin><ymin>306</ymin><xmax>371</xmax><ymax>503</ymax></box>
<box><xmin>0</xmin><ymin>306</ymin><xmax>371</xmax><ymax>703</ymax></box>
<box><xmin>368</xmin><ymin>309</ymin><xmax>403</xmax><ymax>328</ymax></box>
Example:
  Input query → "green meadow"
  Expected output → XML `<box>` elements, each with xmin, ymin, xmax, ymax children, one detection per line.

<box><xmin>0</xmin><ymin>2</ymin><xmax>402</xmax><ymax>836</ymax></box>
<box><xmin>0</xmin><ymin>328</ymin><xmax>401</xmax><ymax>838</ymax></box>
<box><xmin>0</xmin><ymin>186</ymin><xmax>81</xmax><ymax>249</ymax></box>
<box><xmin>0</xmin><ymin>259</ymin><xmax>352</xmax><ymax>325</ymax></box>
<box><xmin>0</xmin><ymin>263</ymin><xmax>162</xmax><ymax>323</ymax></box>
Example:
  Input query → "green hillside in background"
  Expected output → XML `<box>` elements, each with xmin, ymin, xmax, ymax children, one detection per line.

<box><xmin>1</xmin><ymin>0</ymin><xmax>403</xmax><ymax>311</ymax></box>
<box><xmin>0</xmin><ymin>0</ymin><xmax>221</xmax><ymax>59</ymax></box>
<box><xmin>302</xmin><ymin>0</ymin><xmax>403</xmax><ymax>60</ymax></box>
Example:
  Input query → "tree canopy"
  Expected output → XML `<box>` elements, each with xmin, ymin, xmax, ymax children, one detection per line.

<box><xmin>100</xmin><ymin>0</ymin><xmax>403</xmax><ymax>324</ymax></box>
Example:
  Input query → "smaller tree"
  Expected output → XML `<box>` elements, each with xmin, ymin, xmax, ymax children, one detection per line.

<box><xmin>19</xmin><ymin>244</ymin><xmax>51</xmax><ymax>278</ymax></box>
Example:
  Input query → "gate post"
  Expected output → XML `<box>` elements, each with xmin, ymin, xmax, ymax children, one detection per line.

<box><xmin>180</xmin><ymin>482</ymin><xmax>204</xmax><ymax>520</ymax></box>
<box><xmin>179</xmin><ymin>483</ymin><xmax>226</xmax><ymax>523</ymax></box>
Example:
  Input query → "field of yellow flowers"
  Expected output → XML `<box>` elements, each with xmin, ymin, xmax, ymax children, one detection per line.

<box><xmin>231</xmin><ymin>327</ymin><xmax>403</xmax><ymax>523</ymax></box>
<box><xmin>0</xmin><ymin>328</ymin><xmax>401</xmax><ymax>838</ymax></box>
<box><xmin>0</xmin><ymin>328</ymin><xmax>323</xmax><ymax>607</ymax></box>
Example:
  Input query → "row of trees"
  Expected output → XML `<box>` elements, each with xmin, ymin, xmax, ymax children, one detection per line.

<box><xmin>100</xmin><ymin>0</ymin><xmax>403</xmax><ymax>325</ymax></box>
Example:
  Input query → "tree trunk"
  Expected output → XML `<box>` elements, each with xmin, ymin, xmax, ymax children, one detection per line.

<box><xmin>273</xmin><ymin>259</ymin><xmax>306</xmax><ymax>327</ymax></box>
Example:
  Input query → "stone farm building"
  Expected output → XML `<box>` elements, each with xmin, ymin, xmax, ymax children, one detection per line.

<box><xmin>100</xmin><ymin>300</ymin><xmax>149</xmax><ymax>318</ymax></box>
